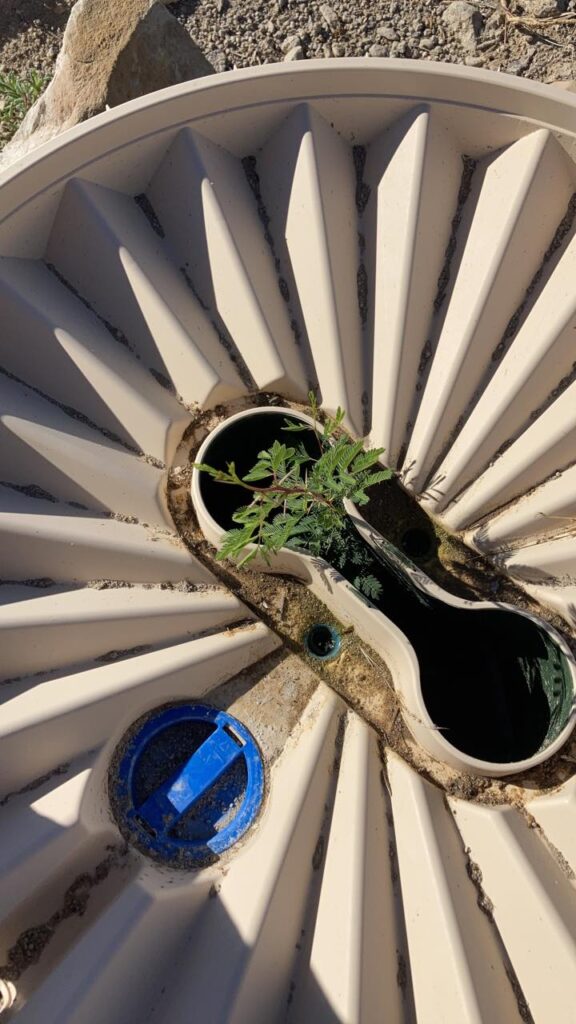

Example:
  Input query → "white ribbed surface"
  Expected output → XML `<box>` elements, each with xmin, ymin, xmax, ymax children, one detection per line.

<box><xmin>0</xmin><ymin>61</ymin><xmax>575</xmax><ymax>1022</ymax></box>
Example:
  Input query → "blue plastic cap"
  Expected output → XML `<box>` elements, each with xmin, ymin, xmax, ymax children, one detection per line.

<box><xmin>112</xmin><ymin>704</ymin><xmax>265</xmax><ymax>868</ymax></box>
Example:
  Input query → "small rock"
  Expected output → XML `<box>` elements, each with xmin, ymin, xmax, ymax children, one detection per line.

<box><xmin>208</xmin><ymin>50</ymin><xmax>227</xmax><ymax>72</ymax></box>
<box><xmin>441</xmin><ymin>0</ymin><xmax>483</xmax><ymax>51</ymax></box>
<box><xmin>377</xmin><ymin>25</ymin><xmax>399</xmax><ymax>41</ymax></box>
<box><xmin>547</xmin><ymin>60</ymin><xmax>576</xmax><ymax>82</ymax></box>
<box><xmin>464</xmin><ymin>54</ymin><xmax>485</xmax><ymax>66</ymax></box>
<box><xmin>281</xmin><ymin>33</ymin><xmax>302</xmax><ymax>52</ymax></box>
<box><xmin>331</xmin><ymin>41</ymin><xmax>345</xmax><ymax>56</ymax></box>
<box><xmin>419</xmin><ymin>36</ymin><xmax>436</xmax><ymax>50</ymax></box>
<box><xmin>284</xmin><ymin>44</ymin><xmax>304</xmax><ymax>60</ymax></box>
<box><xmin>521</xmin><ymin>0</ymin><xmax>566</xmax><ymax>15</ymax></box>
<box><xmin>506</xmin><ymin>55</ymin><xmax>532</xmax><ymax>74</ymax></box>
<box><xmin>319</xmin><ymin>3</ymin><xmax>340</xmax><ymax>27</ymax></box>
<box><xmin>369</xmin><ymin>43</ymin><xmax>388</xmax><ymax>57</ymax></box>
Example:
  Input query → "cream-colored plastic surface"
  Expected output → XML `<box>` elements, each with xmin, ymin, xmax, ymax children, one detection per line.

<box><xmin>1</xmin><ymin>60</ymin><xmax>576</xmax><ymax>1021</ymax></box>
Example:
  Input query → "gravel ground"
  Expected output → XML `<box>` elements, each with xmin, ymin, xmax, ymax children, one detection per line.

<box><xmin>0</xmin><ymin>0</ymin><xmax>575</xmax><ymax>85</ymax></box>
<box><xmin>180</xmin><ymin>0</ymin><xmax>576</xmax><ymax>82</ymax></box>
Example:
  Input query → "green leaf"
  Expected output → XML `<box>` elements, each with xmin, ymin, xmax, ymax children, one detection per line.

<box><xmin>268</xmin><ymin>440</ymin><xmax>294</xmax><ymax>474</ymax></box>
<box><xmin>361</xmin><ymin>469</ymin><xmax>394</xmax><ymax>489</ymax></box>
<box><xmin>192</xmin><ymin>462</ymin><xmax>224</xmax><ymax>477</ymax></box>
<box><xmin>216</xmin><ymin>526</ymin><xmax>256</xmax><ymax>561</ymax></box>
<box><xmin>192</xmin><ymin>462</ymin><xmax>238</xmax><ymax>484</ymax></box>
<box><xmin>322</xmin><ymin>407</ymin><xmax>345</xmax><ymax>438</ymax></box>
<box><xmin>354</xmin><ymin>574</ymin><xmax>383</xmax><ymax>600</ymax></box>
<box><xmin>282</xmin><ymin>420</ymin><xmax>310</xmax><ymax>433</ymax></box>
<box><xmin>237</xmin><ymin>547</ymin><xmax>261</xmax><ymax>568</ymax></box>
<box><xmin>335</xmin><ymin>439</ymin><xmax>365</xmax><ymax>472</ymax></box>
<box><xmin>351</xmin><ymin>449</ymin><xmax>386</xmax><ymax>473</ymax></box>
<box><xmin>242</xmin><ymin>463</ymin><xmax>273</xmax><ymax>482</ymax></box>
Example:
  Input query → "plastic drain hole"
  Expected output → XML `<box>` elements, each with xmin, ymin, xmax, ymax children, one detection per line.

<box><xmin>304</xmin><ymin>623</ymin><xmax>342</xmax><ymax>661</ymax></box>
<box><xmin>110</xmin><ymin>704</ymin><xmax>265</xmax><ymax>869</ymax></box>
<box><xmin>400</xmin><ymin>527</ymin><xmax>433</xmax><ymax>559</ymax></box>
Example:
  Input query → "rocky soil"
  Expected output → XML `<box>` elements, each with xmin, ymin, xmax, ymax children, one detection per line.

<box><xmin>0</xmin><ymin>0</ymin><xmax>575</xmax><ymax>85</ymax></box>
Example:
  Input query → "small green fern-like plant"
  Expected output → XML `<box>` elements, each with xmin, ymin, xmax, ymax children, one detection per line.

<box><xmin>193</xmin><ymin>394</ymin><xmax>393</xmax><ymax>599</ymax></box>
<box><xmin>0</xmin><ymin>70</ymin><xmax>48</xmax><ymax>146</ymax></box>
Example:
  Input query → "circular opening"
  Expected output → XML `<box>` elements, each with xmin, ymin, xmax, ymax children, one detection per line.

<box><xmin>304</xmin><ymin>623</ymin><xmax>341</xmax><ymax>661</ymax></box>
<box><xmin>400</xmin><ymin>527</ymin><xmax>433</xmax><ymax>560</ymax></box>
<box><xmin>197</xmin><ymin>410</ymin><xmax>319</xmax><ymax>530</ymax></box>
<box><xmin>110</xmin><ymin>704</ymin><xmax>265</xmax><ymax>869</ymax></box>
<box><xmin>417</xmin><ymin>608</ymin><xmax>573</xmax><ymax>764</ymax></box>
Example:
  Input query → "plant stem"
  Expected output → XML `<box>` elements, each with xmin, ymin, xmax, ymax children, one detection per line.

<box><xmin>222</xmin><ymin>477</ymin><xmax>336</xmax><ymax>509</ymax></box>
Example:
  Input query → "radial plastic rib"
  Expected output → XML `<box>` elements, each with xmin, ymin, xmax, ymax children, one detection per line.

<box><xmin>0</xmin><ymin>490</ymin><xmax>206</xmax><ymax>584</ymax></box>
<box><xmin>0</xmin><ymin>758</ymin><xmax>95</xmax><ymax>925</ymax></box>
<box><xmin>498</xmin><ymin>535</ymin><xmax>576</xmax><ymax>582</ymax></box>
<box><xmin>388</xmin><ymin>754</ymin><xmax>522</xmax><ymax>1023</ymax></box>
<box><xmin>147</xmin><ymin>128</ymin><xmax>308</xmax><ymax>398</ymax></box>
<box><xmin>0</xmin><ymin>257</ymin><xmax>190</xmax><ymax>463</ymax></box>
<box><xmin>429</xmin><ymin>217</ymin><xmax>576</xmax><ymax>513</ymax></box>
<box><xmin>366</xmin><ymin>107</ymin><xmax>462</xmax><ymax>466</ymax></box>
<box><xmin>13</xmin><ymin>876</ymin><xmax>210</xmax><ymax>1024</ymax></box>
<box><xmin>257</xmin><ymin>104</ymin><xmax>366</xmax><ymax>434</ymax></box>
<box><xmin>470</xmin><ymin>462</ymin><xmax>576</xmax><ymax>550</ymax></box>
<box><xmin>289</xmin><ymin>714</ymin><xmax>408</xmax><ymax>1023</ymax></box>
<box><xmin>0</xmin><ymin>623</ymin><xmax>280</xmax><ymax>793</ymax></box>
<box><xmin>444</xmin><ymin>378</ymin><xmax>576</xmax><ymax>531</ymax></box>
<box><xmin>0</xmin><ymin>585</ymin><xmax>246</xmax><ymax>681</ymax></box>
<box><xmin>447</xmin><ymin>797</ymin><xmax>576</xmax><ymax>1023</ymax></box>
<box><xmin>403</xmin><ymin>129</ymin><xmax>574</xmax><ymax>492</ymax></box>
<box><xmin>45</xmin><ymin>179</ymin><xmax>245</xmax><ymax>406</ymax></box>
<box><xmin>0</xmin><ymin>374</ymin><xmax>170</xmax><ymax>528</ymax></box>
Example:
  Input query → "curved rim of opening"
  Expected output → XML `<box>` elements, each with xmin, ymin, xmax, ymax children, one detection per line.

<box><xmin>191</xmin><ymin>405</ymin><xmax>576</xmax><ymax>777</ymax></box>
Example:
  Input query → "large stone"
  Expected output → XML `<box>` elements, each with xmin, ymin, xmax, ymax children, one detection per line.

<box><xmin>441</xmin><ymin>1</ymin><xmax>483</xmax><ymax>51</ymax></box>
<box><xmin>0</xmin><ymin>0</ymin><xmax>214</xmax><ymax>171</ymax></box>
